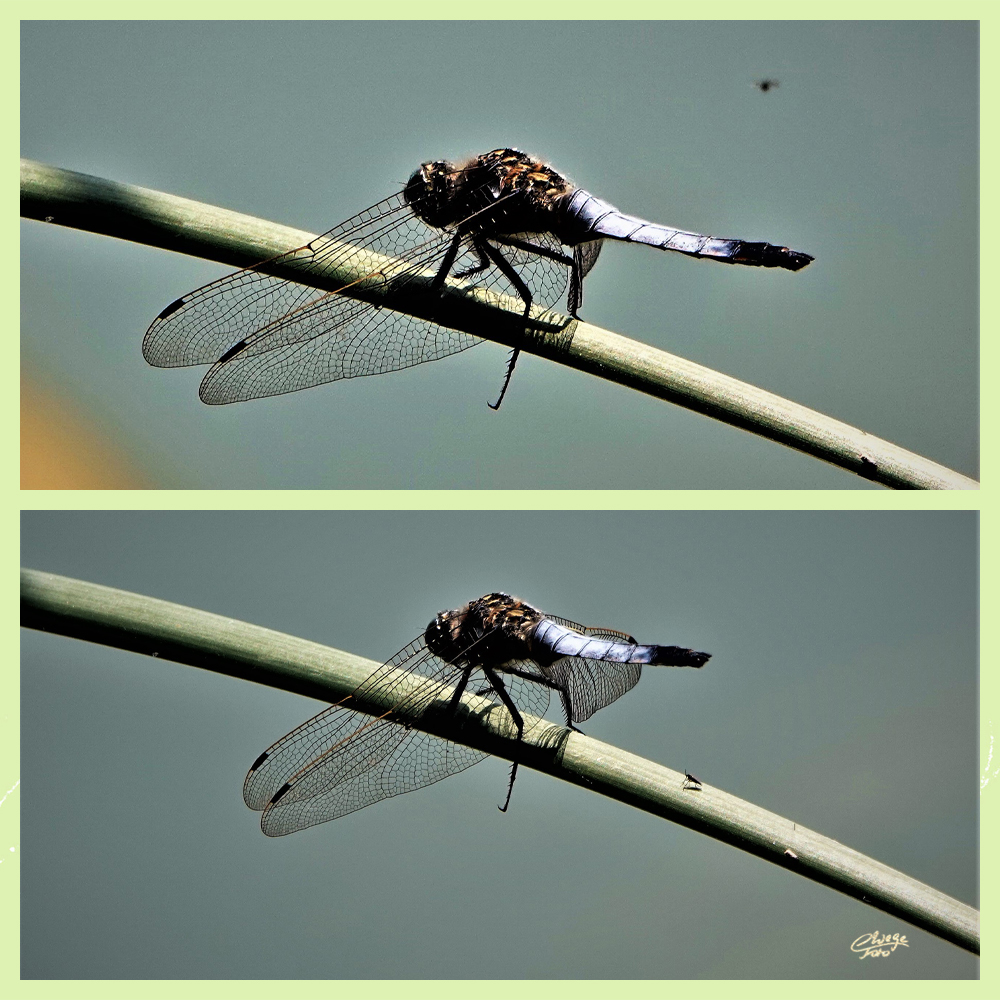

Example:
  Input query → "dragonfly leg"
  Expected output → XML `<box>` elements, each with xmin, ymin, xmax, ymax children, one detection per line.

<box><xmin>491</xmin><ymin>234</ymin><xmax>585</xmax><ymax>316</ymax></box>
<box><xmin>481</xmin><ymin>664</ymin><xmax>526</xmax><ymax>812</ymax></box>
<box><xmin>494</xmin><ymin>663</ymin><xmax>582</xmax><ymax>733</ymax></box>
<box><xmin>476</xmin><ymin>241</ymin><xmax>534</xmax><ymax>410</ymax></box>
<box><xmin>557</xmin><ymin>685</ymin><xmax>583</xmax><ymax>731</ymax></box>
<box><xmin>430</xmin><ymin>231</ymin><xmax>466</xmax><ymax>294</ymax></box>
<box><xmin>443</xmin><ymin>664</ymin><xmax>475</xmax><ymax>714</ymax></box>
<box><xmin>567</xmin><ymin>255</ymin><xmax>583</xmax><ymax>317</ymax></box>
<box><xmin>499</xmin><ymin>761</ymin><xmax>518</xmax><ymax>812</ymax></box>
<box><xmin>491</xmin><ymin>235</ymin><xmax>575</xmax><ymax>268</ymax></box>
<box><xmin>454</xmin><ymin>242</ymin><xmax>491</xmax><ymax>280</ymax></box>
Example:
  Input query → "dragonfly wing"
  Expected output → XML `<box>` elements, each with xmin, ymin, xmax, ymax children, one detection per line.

<box><xmin>486</xmin><ymin>230</ymin><xmax>572</xmax><ymax>317</ymax></box>
<box><xmin>259</xmin><ymin>722</ymin><xmax>486</xmax><ymax>836</ymax></box>
<box><xmin>143</xmin><ymin>193</ymin><xmax>416</xmax><ymax>367</ymax></box>
<box><xmin>244</xmin><ymin>699</ymin><xmax>374</xmax><ymax>813</ymax></box>
<box><xmin>539</xmin><ymin>616</ymin><xmax>643</xmax><ymax>724</ymax></box>
<box><xmin>144</xmin><ymin>183</ymin><xmax>586</xmax><ymax>404</ymax></box>
<box><xmin>144</xmin><ymin>194</ymin><xmax>488</xmax><ymax>402</ymax></box>
<box><xmin>195</xmin><ymin>292</ymin><xmax>480</xmax><ymax>404</ymax></box>
<box><xmin>245</xmin><ymin>636</ymin><xmax>496</xmax><ymax>836</ymax></box>
<box><xmin>546</xmin><ymin>653</ymin><xmax>642</xmax><ymax>724</ymax></box>
<box><xmin>243</xmin><ymin>637</ymin><xmax>434</xmax><ymax>812</ymax></box>
<box><xmin>546</xmin><ymin>615</ymin><xmax>636</xmax><ymax>644</ymax></box>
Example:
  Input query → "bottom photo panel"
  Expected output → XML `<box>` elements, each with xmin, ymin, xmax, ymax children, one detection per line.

<box><xmin>19</xmin><ymin>510</ymin><xmax>979</xmax><ymax>980</ymax></box>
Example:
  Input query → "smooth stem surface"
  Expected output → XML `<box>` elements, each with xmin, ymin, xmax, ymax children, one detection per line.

<box><xmin>21</xmin><ymin>158</ymin><xmax>978</xmax><ymax>489</ymax></box>
<box><xmin>21</xmin><ymin>569</ymin><xmax>980</xmax><ymax>954</ymax></box>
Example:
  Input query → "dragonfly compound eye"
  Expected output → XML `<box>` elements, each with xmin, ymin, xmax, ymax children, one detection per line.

<box><xmin>402</xmin><ymin>167</ymin><xmax>429</xmax><ymax>211</ymax></box>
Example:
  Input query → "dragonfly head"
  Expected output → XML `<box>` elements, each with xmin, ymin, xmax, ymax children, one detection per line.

<box><xmin>404</xmin><ymin>160</ymin><xmax>456</xmax><ymax>228</ymax></box>
<box><xmin>405</xmin><ymin>155</ymin><xmax>506</xmax><ymax>231</ymax></box>
<box><xmin>403</xmin><ymin>164</ymin><xmax>431</xmax><ymax>205</ymax></box>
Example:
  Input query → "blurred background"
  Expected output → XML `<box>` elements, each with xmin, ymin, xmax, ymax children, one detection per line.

<box><xmin>21</xmin><ymin>511</ymin><xmax>978</xmax><ymax>977</ymax></box>
<box><xmin>20</xmin><ymin>21</ymin><xmax>978</xmax><ymax>489</ymax></box>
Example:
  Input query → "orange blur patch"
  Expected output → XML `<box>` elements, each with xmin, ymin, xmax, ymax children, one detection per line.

<box><xmin>21</xmin><ymin>375</ymin><xmax>152</xmax><ymax>489</ymax></box>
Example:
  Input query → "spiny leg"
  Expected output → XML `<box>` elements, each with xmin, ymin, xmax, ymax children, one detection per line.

<box><xmin>416</xmin><ymin>231</ymin><xmax>470</xmax><ymax>352</ymax></box>
<box><xmin>398</xmin><ymin>666</ymin><xmax>472</xmax><ymax>732</ymax></box>
<box><xmin>429</xmin><ymin>233</ymin><xmax>523</xmax><ymax>410</ymax></box>
<box><xmin>453</xmin><ymin>241</ymin><xmax>492</xmax><ymax>280</ymax></box>
<box><xmin>567</xmin><ymin>242</ymin><xmax>603</xmax><ymax>317</ymax></box>
<box><xmin>495</xmin><ymin>663</ymin><xmax>583</xmax><ymax>734</ymax></box>
<box><xmin>475</xmin><ymin>240</ymin><xmax>535</xmax><ymax>411</ymax></box>
<box><xmin>567</xmin><ymin>253</ymin><xmax>583</xmax><ymax>317</ymax></box>
<box><xmin>481</xmin><ymin>664</ymin><xmax>526</xmax><ymax>812</ymax></box>
<box><xmin>492</xmin><ymin>234</ymin><xmax>583</xmax><ymax>317</ymax></box>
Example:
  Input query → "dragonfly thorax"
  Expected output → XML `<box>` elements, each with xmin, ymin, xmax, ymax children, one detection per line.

<box><xmin>404</xmin><ymin>148</ymin><xmax>574</xmax><ymax>238</ymax></box>
<box><xmin>424</xmin><ymin>592</ymin><xmax>545</xmax><ymax>668</ymax></box>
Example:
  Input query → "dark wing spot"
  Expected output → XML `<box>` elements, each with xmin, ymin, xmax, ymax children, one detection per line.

<box><xmin>157</xmin><ymin>297</ymin><xmax>186</xmax><ymax>320</ymax></box>
<box><xmin>270</xmin><ymin>781</ymin><xmax>292</xmax><ymax>805</ymax></box>
<box><xmin>218</xmin><ymin>339</ymin><xmax>249</xmax><ymax>364</ymax></box>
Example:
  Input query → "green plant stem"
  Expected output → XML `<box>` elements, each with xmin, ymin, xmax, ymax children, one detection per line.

<box><xmin>21</xmin><ymin>568</ymin><xmax>980</xmax><ymax>954</ymax></box>
<box><xmin>21</xmin><ymin>158</ymin><xmax>978</xmax><ymax>490</ymax></box>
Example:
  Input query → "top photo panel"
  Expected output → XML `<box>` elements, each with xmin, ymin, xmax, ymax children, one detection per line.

<box><xmin>20</xmin><ymin>21</ymin><xmax>979</xmax><ymax>490</ymax></box>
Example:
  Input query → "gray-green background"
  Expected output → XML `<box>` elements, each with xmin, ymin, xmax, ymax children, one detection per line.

<box><xmin>20</xmin><ymin>21</ymin><xmax>978</xmax><ymax>488</ymax></box>
<box><xmin>21</xmin><ymin>511</ymin><xmax>978</xmax><ymax>978</ymax></box>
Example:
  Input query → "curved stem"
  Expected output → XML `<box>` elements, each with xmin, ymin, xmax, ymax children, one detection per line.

<box><xmin>20</xmin><ymin>158</ymin><xmax>978</xmax><ymax>490</ymax></box>
<box><xmin>20</xmin><ymin>569</ymin><xmax>980</xmax><ymax>954</ymax></box>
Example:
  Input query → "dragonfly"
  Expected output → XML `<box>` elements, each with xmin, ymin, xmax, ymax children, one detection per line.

<box><xmin>144</xmin><ymin>148</ymin><xmax>814</xmax><ymax>409</ymax></box>
<box><xmin>243</xmin><ymin>592</ymin><xmax>711</xmax><ymax>836</ymax></box>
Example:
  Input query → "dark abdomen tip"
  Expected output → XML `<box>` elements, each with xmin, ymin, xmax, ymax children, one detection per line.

<box><xmin>650</xmin><ymin>646</ymin><xmax>711</xmax><ymax>667</ymax></box>
<box><xmin>779</xmin><ymin>248</ymin><xmax>814</xmax><ymax>271</ymax></box>
<box><xmin>737</xmin><ymin>243</ymin><xmax>814</xmax><ymax>270</ymax></box>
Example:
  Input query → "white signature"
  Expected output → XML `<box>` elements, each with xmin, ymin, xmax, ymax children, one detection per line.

<box><xmin>850</xmin><ymin>932</ymin><xmax>909</xmax><ymax>959</ymax></box>
<box><xmin>983</xmin><ymin>721</ymin><xmax>1000</xmax><ymax>792</ymax></box>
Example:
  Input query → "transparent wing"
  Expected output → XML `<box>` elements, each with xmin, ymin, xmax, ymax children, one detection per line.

<box><xmin>144</xmin><ymin>194</ymin><xmax>487</xmax><ymax>403</ymax></box>
<box><xmin>541</xmin><ymin>616</ymin><xmax>643</xmax><ymax>724</ymax></box>
<box><xmin>144</xmin><ymin>190</ymin><xmax>574</xmax><ymax>405</ymax></box>
<box><xmin>483</xmin><ymin>230</ymin><xmax>571</xmax><ymax>320</ymax></box>
<box><xmin>192</xmin><ymin>290</ymin><xmax>477</xmax><ymax>404</ymax></box>
<box><xmin>257</xmin><ymin>718</ymin><xmax>485</xmax><ymax>837</ymax></box>
<box><xmin>546</xmin><ymin>615</ymin><xmax>636</xmax><ymax>645</ymax></box>
<box><xmin>470</xmin><ymin>657</ymin><xmax>553</xmax><ymax>726</ymax></box>
<box><xmin>243</xmin><ymin>637</ymin><xmax>477</xmax><ymax>835</ymax></box>
<box><xmin>244</xmin><ymin>637</ymin><xmax>553</xmax><ymax>837</ymax></box>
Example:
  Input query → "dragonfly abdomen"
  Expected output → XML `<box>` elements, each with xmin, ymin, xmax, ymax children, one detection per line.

<box><xmin>532</xmin><ymin>618</ymin><xmax>710</xmax><ymax>667</ymax></box>
<box><xmin>561</xmin><ymin>189</ymin><xmax>813</xmax><ymax>271</ymax></box>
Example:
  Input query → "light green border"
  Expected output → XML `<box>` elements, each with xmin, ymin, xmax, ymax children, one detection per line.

<box><xmin>12</xmin><ymin>0</ymin><xmax>993</xmax><ymax>996</ymax></box>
